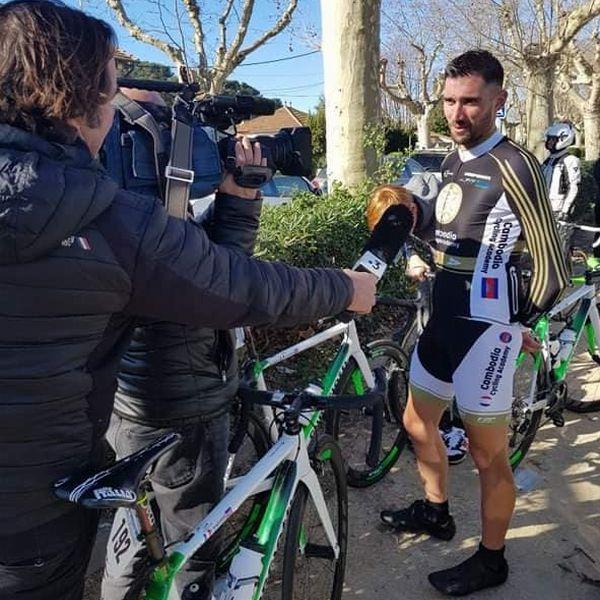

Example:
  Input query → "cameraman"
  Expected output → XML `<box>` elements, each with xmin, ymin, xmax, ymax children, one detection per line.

<box><xmin>101</xmin><ymin>88</ymin><xmax>267</xmax><ymax>599</ymax></box>
<box><xmin>0</xmin><ymin>2</ymin><xmax>376</xmax><ymax>599</ymax></box>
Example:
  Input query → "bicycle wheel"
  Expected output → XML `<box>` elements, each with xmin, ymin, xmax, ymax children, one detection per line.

<box><xmin>508</xmin><ymin>352</ymin><xmax>548</xmax><ymax>469</ymax></box>
<box><xmin>328</xmin><ymin>340</ymin><xmax>409</xmax><ymax>488</ymax></box>
<box><xmin>564</xmin><ymin>319</ymin><xmax>600</xmax><ymax>413</ymax></box>
<box><xmin>219</xmin><ymin>407</ymin><xmax>271</xmax><ymax>568</ymax></box>
<box><xmin>276</xmin><ymin>436</ymin><xmax>348</xmax><ymax>600</ymax></box>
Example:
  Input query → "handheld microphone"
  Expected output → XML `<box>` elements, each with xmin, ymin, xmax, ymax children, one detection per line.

<box><xmin>353</xmin><ymin>204</ymin><xmax>414</xmax><ymax>281</ymax></box>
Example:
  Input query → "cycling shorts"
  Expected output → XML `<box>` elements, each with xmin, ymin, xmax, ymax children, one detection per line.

<box><xmin>409</xmin><ymin>316</ymin><xmax>521</xmax><ymax>426</ymax></box>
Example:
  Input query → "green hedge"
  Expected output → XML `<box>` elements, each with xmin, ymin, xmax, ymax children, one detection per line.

<box><xmin>255</xmin><ymin>182</ymin><xmax>409</xmax><ymax>297</ymax></box>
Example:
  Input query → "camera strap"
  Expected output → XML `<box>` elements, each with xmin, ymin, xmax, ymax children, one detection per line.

<box><xmin>164</xmin><ymin>106</ymin><xmax>194</xmax><ymax>220</ymax></box>
<box><xmin>112</xmin><ymin>92</ymin><xmax>168</xmax><ymax>201</ymax></box>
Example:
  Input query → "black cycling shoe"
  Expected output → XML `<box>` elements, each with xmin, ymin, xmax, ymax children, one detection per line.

<box><xmin>428</xmin><ymin>549</ymin><xmax>509</xmax><ymax>596</ymax></box>
<box><xmin>380</xmin><ymin>500</ymin><xmax>456</xmax><ymax>541</ymax></box>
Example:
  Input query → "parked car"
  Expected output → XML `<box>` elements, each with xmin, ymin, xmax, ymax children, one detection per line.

<box><xmin>394</xmin><ymin>150</ymin><xmax>447</xmax><ymax>185</ymax></box>
<box><xmin>261</xmin><ymin>174</ymin><xmax>321</xmax><ymax>205</ymax></box>
<box><xmin>191</xmin><ymin>173</ymin><xmax>321</xmax><ymax>216</ymax></box>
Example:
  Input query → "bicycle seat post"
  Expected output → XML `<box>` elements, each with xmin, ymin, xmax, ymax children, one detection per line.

<box><xmin>136</xmin><ymin>490</ymin><xmax>165</xmax><ymax>562</ymax></box>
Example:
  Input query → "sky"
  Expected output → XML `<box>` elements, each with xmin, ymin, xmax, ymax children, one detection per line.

<box><xmin>74</xmin><ymin>0</ymin><xmax>325</xmax><ymax>113</ymax></box>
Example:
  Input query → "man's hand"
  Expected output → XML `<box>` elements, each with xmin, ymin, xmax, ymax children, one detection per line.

<box><xmin>218</xmin><ymin>136</ymin><xmax>267</xmax><ymax>200</ymax></box>
<box><xmin>522</xmin><ymin>330</ymin><xmax>542</xmax><ymax>354</ymax></box>
<box><xmin>344</xmin><ymin>270</ymin><xmax>377</xmax><ymax>314</ymax></box>
<box><xmin>406</xmin><ymin>254</ymin><xmax>431</xmax><ymax>282</ymax></box>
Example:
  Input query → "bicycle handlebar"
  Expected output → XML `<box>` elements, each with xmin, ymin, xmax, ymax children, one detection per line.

<box><xmin>237</xmin><ymin>368</ymin><xmax>386</xmax><ymax>414</ymax></box>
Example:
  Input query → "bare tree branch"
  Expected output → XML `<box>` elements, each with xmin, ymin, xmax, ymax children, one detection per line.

<box><xmin>180</xmin><ymin>0</ymin><xmax>208</xmax><ymax>69</ymax></box>
<box><xmin>237</xmin><ymin>0</ymin><xmax>299</xmax><ymax>62</ymax></box>
<box><xmin>106</xmin><ymin>0</ymin><xmax>185</xmax><ymax>66</ymax></box>
<box><xmin>551</xmin><ymin>0</ymin><xmax>600</xmax><ymax>54</ymax></box>
<box><xmin>379</xmin><ymin>56</ymin><xmax>422</xmax><ymax>115</ymax></box>
<box><xmin>217</xmin><ymin>0</ymin><xmax>236</xmax><ymax>65</ymax></box>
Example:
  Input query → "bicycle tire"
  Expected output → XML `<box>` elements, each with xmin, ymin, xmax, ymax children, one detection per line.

<box><xmin>279</xmin><ymin>436</ymin><xmax>348</xmax><ymax>600</ymax></box>
<box><xmin>564</xmin><ymin>317</ymin><xmax>600</xmax><ymax>413</ymax></box>
<box><xmin>508</xmin><ymin>353</ymin><xmax>548</xmax><ymax>470</ymax></box>
<box><xmin>327</xmin><ymin>340</ymin><xmax>409</xmax><ymax>488</ymax></box>
<box><xmin>565</xmin><ymin>396</ymin><xmax>600</xmax><ymax>412</ymax></box>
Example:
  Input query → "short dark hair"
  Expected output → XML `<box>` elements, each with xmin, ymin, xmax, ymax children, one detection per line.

<box><xmin>444</xmin><ymin>50</ymin><xmax>504</xmax><ymax>86</ymax></box>
<box><xmin>0</xmin><ymin>0</ymin><xmax>116</xmax><ymax>143</ymax></box>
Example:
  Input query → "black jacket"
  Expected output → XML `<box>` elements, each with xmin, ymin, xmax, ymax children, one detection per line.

<box><xmin>0</xmin><ymin>124</ymin><xmax>352</xmax><ymax>534</ymax></box>
<box><xmin>115</xmin><ymin>194</ymin><xmax>262</xmax><ymax>423</ymax></box>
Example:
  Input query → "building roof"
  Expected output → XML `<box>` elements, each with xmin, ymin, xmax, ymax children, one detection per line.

<box><xmin>238</xmin><ymin>105</ymin><xmax>309</xmax><ymax>134</ymax></box>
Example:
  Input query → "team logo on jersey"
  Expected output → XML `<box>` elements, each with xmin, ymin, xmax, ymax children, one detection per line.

<box><xmin>435</xmin><ymin>183</ymin><xmax>463</xmax><ymax>224</ymax></box>
<box><xmin>481</xmin><ymin>277</ymin><xmax>499</xmax><ymax>299</ymax></box>
<box><xmin>499</xmin><ymin>332</ymin><xmax>513</xmax><ymax>343</ymax></box>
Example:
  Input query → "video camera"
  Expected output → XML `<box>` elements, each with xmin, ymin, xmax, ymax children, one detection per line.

<box><xmin>114</xmin><ymin>77</ymin><xmax>313</xmax><ymax>197</ymax></box>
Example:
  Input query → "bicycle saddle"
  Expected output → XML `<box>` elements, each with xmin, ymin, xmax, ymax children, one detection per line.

<box><xmin>53</xmin><ymin>432</ymin><xmax>181</xmax><ymax>509</ymax></box>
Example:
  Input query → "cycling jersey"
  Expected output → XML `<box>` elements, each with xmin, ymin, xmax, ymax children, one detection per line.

<box><xmin>417</xmin><ymin>129</ymin><xmax>568</xmax><ymax>328</ymax></box>
<box><xmin>409</xmin><ymin>130</ymin><xmax>568</xmax><ymax>424</ymax></box>
<box><xmin>541</xmin><ymin>150</ymin><xmax>581</xmax><ymax>215</ymax></box>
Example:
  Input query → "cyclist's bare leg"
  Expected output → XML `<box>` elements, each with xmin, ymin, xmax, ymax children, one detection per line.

<box><xmin>464</xmin><ymin>421</ymin><xmax>515</xmax><ymax>549</ymax></box>
<box><xmin>403</xmin><ymin>392</ymin><xmax>448</xmax><ymax>503</ymax></box>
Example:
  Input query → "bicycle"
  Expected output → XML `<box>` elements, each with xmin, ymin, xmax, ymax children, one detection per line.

<box><xmin>54</xmin><ymin>383</ymin><xmax>384</xmax><ymax>600</ymax></box>
<box><xmin>554</xmin><ymin>219</ymin><xmax>600</xmax><ymax>413</ymax></box>
<box><xmin>507</xmin><ymin>263</ymin><xmax>600</xmax><ymax>466</ymax></box>
<box><xmin>390</xmin><ymin>255</ymin><xmax>600</xmax><ymax>468</ymax></box>
<box><xmin>225</xmin><ymin>205</ymin><xmax>416</xmax><ymax>489</ymax></box>
<box><xmin>235</xmin><ymin>309</ymin><xmax>409</xmax><ymax>488</ymax></box>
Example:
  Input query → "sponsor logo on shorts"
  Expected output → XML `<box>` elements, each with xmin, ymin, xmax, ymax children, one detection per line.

<box><xmin>500</xmin><ymin>332</ymin><xmax>513</xmax><ymax>343</ymax></box>
<box><xmin>481</xmin><ymin>277</ymin><xmax>499</xmax><ymax>299</ymax></box>
<box><xmin>480</xmin><ymin>345</ymin><xmax>512</xmax><ymax>396</ymax></box>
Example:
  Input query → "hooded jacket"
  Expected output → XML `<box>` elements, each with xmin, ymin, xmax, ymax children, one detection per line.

<box><xmin>0</xmin><ymin>124</ymin><xmax>352</xmax><ymax>534</ymax></box>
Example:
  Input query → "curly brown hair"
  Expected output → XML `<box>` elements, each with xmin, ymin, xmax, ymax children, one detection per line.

<box><xmin>0</xmin><ymin>0</ymin><xmax>116</xmax><ymax>143</ymax></box>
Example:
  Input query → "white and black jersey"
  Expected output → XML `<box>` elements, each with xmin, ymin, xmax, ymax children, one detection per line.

<box><xmin>408</xmin><ymin>131</ymin><xmax>569</xmax><ymax>424</ymax></box>
<box><xmin>418</xmin><ymin>130</ymin><xmax>569</xmax><ymax>327</ymax></box>
<box><xmin>541</xmin><ymin>150</ymin><xmax>581</xmax><ymax>215</ymax></box>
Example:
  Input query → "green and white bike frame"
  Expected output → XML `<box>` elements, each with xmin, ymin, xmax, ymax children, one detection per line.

<box><xmin>511</xmin><ymin>278</ymin><xmax>600</xmax><ymax>465</ymax></box>
<box><xmin>115</xmin><ymin>402</ymin><xmax>339</xmax><ymax>600</ymax></box>
<box><xmin>227</xmin><ymin>319</ymin><xmax>374</xmax><ymax>459</ymax></box>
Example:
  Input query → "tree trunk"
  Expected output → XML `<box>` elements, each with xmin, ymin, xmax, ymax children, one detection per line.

<box><xmin>583</xmin><ymin>110</ymin><xmax>600</xmax><ymax>161</ymax></box>
<box><xmin>321</xmin><ymin>0</ymin><xmax>381</xmax><ymax>186</ymax></box>
<box><xmin>524</xmin><ymin>59</ymin><xmax>556</xmax><ymax>161</ymax></box>
<box><xmin>416</xmin><ymin>110</ymin><xmax>431</xmax><ymax>149</ymax></box>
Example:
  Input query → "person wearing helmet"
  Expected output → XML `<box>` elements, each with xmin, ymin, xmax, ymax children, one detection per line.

<box><xmin>541</xmin><ymin>122</ymin><xmax>581</xmax><ymax>220</ymax></box>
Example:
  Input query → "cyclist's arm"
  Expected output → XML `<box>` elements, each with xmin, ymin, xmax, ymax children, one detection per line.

<box><xmin>500</xmin><ymin>152</ymin><xmax>569</xmax><ymax>327</ymax></box>
<box><xmin>561</xmin><ymin>155</ymin><xmax>581</xmax><ymax>217</ymax></box>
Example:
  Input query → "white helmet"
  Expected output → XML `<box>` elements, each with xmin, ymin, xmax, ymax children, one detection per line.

<box><xmin>544</xmin><ymin>122</ymin><xmax>575</xmax><ymax>153</ymax></box>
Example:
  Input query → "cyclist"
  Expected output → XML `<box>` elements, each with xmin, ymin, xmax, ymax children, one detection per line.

<box><xmin>541</xmin><ymin>121</ymin><xmax>581</xmax><ymax>221</ymax></box>
<box><xmin>0</xmin><ymin>3</ymin><xmax>376</xmax><ymax>598</ymax></box>
<box><xmin>379</xmin><ymin>50</ymin><xmax>568</xmax><ymax>596</ymax></box>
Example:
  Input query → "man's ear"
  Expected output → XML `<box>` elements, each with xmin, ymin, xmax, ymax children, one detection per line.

<box><xmin>496</xmin><ymin>88</ymin><xmax>508</xmax><ymax>112</ymax></box>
